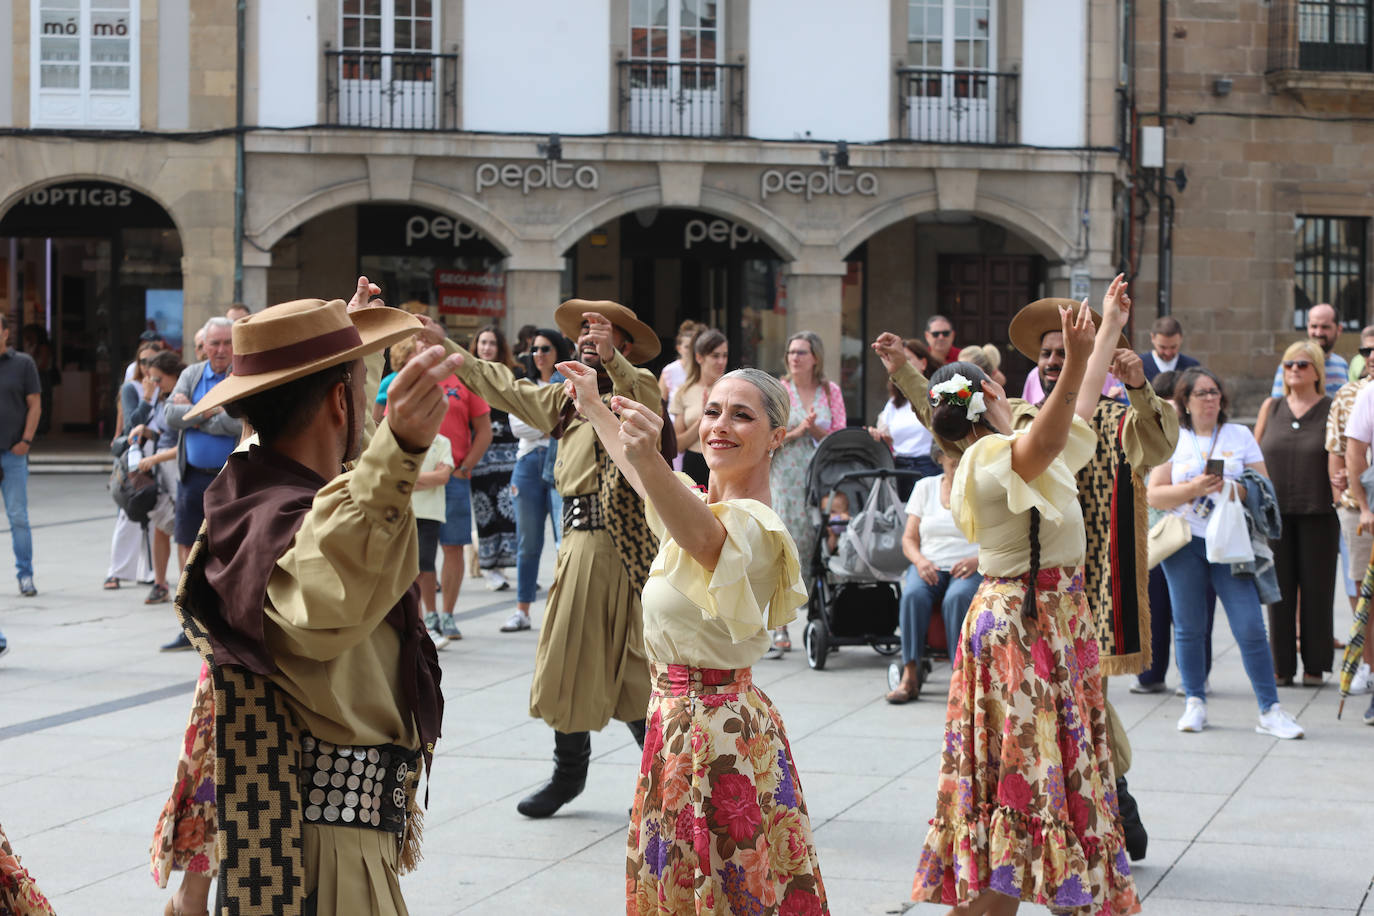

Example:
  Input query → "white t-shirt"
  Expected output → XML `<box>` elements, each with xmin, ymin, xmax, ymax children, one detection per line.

<box><xmin>1345</xmin><ymin>381</ymin><xmax>1374</xmax><ymax>445</ymax></box>
<box><xmin>412</xmin><ymin>434</ymin><xmax>453</xmax><ymax>522</ymax></box>
<box><xmin>510</xmin><ymin>377</ymin><xmax>556</xmax><ymax>458</ymax></box>
<box><xmin>905</xmin><ymin>474</ymin><xmax>978</xmax><ymax>570</ymax></box>
<box><xmin>877</xmin><ymin>398</ymin><xmax>934</xmax><ymax>460</ymax></box>
<box><xmin>660</xmin><ymin>359</ymin><xmax>687</xmax><ymax>408</ymax></box>
<box><xmin>1167</xmin><ymin>423</ymin><xmax>1265</xmax><ymax>537</ymax></box>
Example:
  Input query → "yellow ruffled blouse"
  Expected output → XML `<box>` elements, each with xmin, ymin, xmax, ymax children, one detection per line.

<box><xmin>642</xmin><ymin>476</ymin><xmax>810</xmax><ymax>669</ymax></box>
<box><xmin>951</xmin><ymin>415</ymin><xmax>1097</xmax><ymax>578</ymax></box>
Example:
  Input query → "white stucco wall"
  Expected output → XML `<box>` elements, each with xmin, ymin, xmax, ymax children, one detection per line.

<box><xmin>747</xmin><ymin>0</ymin><xmax>889</xmax><ymax>142</ymax></box>
<box><xmin>463</xmin><ymin>0</ymin><xmax>610</xmax><ymax>134</ymax></box>
<box><xmin>1020</xmin><ymin>0</ymin><xmax>1087</xmax><ymax>147</ymax></box>
<box><xmin>257</xmin><ymin>0</ymin><xmax>318</xmax><ymax>128</ymax></box>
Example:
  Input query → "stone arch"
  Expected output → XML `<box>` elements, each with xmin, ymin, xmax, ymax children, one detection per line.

<box><xmin>0</xmin><ymin>173</ymin><xmax>186</xmax><ymax>240</ymax></box>
<box><xmin>250</xmin><ymin>179</ymin><xmax>521</xmax><ymax>257</ymax></box>
<box><xmin>551</xmin><ymin>185</ymin><xmax>803</xmax><ymax>262</ymax></box>
<box><xmin>834</xmin><ymin>189</ymin><xmax>1074</xmax><ymax>262</ymax></box>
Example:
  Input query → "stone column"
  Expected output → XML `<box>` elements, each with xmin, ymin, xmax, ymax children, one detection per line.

<box><xmin>241</xmin><ymin>246</ymin><xmax>271</xmax><ymax>311</ymax></box>
<box><xmin>786</xmin><ymin>252</ymin><xmax>848</xmax><ymax>372</ymax></box>
<box><xmin>504</xmin><ymin>265</ymin><xmax>565</xmax><ymax>334</ymax></box>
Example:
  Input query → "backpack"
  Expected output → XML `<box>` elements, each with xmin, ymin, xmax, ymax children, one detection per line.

<box><xmin>111</xmin><ymin>450</ymin><xmax>160</xmax><ymax>525</ymax></box>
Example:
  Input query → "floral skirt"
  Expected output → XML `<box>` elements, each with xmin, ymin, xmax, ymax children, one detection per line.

<box><xmin>628</xmin><ymin>664</ymin><xmax>828</xmax><ymax>916</ymax></box>
<box><xmin>149</xmin><ymin>663</ymin><xmax>218</xmax><ymax>887</ymax></box>
<box><xmin>0</xmin><ymin>820</ymin><xmax>54</xmax><ymax>916</ymax></box>
<box><xmin>913</xmin><ymin>568</ymin><xmax>1140</xmax><ymax>915</ymax></box>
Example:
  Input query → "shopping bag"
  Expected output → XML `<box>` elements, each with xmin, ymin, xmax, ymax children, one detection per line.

<box><xmin>1204</xmin><ymin>480</ymin><xmax>1253</xmax><ymax>565</ymax></box>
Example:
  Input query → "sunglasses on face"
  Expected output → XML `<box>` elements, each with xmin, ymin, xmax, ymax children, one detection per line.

<box><xmin>1282</xmin><ymin>360</ymin><xmax>1313</xmax><ymax>371</ymax></box>
<box><xmin>1360</xmin><ymin>346</ymin><xmax>1374</xmax><ymax>358</ymax></box>
<box><xmin>928</xmin><ymin>330</ymin><xmax>952</xmax><ymax>338</ymax></box>
<box><xmin>530</xmin><ymin>345</ymin><xmax>553</xmax><ymax>354</ymax></box>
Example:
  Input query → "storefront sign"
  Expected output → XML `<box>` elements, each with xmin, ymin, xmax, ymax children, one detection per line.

<box><xmin>435</xmin><ymin>269</ymin><xmax>505</xmax><ymax>318</ymax></box>
<box><xmin>357</xmin><ymin>204</ymin><xmax>503</xmax><ymax>259</ymax></box>
<box><xmin>474</xmin><ymin>161</ymin><xmax>600</xmax><ymax>195</ymax></box>
<box><xmin>760</xmin><ymin>166</ymin><xmax>879</xmax><ymax>201</ymax></box>
<box><xmin>0</xmin><ymin>181</ymin><xmax>175</xmax><ymax>234</ymax></box>
<box><xmin>683</xmin><ymin>218</ymin><xmax>759</xmax><ymax>251</ymax></box>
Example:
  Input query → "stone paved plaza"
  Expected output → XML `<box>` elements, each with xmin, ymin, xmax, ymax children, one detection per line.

<box><xmin>1</xmin><ymin>474</ymin><xmax>1372</xmax><ymax>915</ymax></box>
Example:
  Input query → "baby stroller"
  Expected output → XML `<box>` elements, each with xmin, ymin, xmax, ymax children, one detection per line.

<box><xmin>800</xmin><ymin>428</ymin><xmax>919</xmax><ymax>670</ymax></box>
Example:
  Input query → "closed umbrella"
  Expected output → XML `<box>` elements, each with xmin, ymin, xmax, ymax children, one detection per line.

<box><xmin>1337</xmin><ymin>555</ymin><xmax>1373</xmax><ymax>719</ymax></box>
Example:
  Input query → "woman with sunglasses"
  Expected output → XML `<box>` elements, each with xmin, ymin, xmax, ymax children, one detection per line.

<box><xmin>1254</xmin><ymin>340</ymin><xmax>1337</xmax><ymax>687</ymax></box>
<box><xmin>104</xmin><ymin>340</ymin><xmax>163</xmax><ymax>589</ymax></box>
<box><xmin>1146</xmin><ymin>368</ymin><xmax>1304</xmax><ymax>738</ymax></box>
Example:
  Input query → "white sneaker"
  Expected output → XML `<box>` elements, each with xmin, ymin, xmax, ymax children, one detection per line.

<box><xmin>428</xmin><ymin>629</ymin><xmax>449</xmax><ymax>651</ymax></box>
<box><xmin>1256</xmin><ymin>703</ymin><xmax>1304</xmax><ymax>739</ymax></box>
<box><xmin>483</xmin><ymin>569</ymin><xmax>511</xmax><ymax>591</ymax></box>
<box><xmin>1351</xmin><ymin>662</ymin><xmax>1372</xmax><ymax>694</ymax></box>
<box><xmin>500</xmin><ymin>610</ymin><xmax>531</xmax><ymax>632</ymax></box>
<box><xmin>1177</xmin><ymin>696</ymin><xmax>1207</xmax><ymax>733</ymax></box>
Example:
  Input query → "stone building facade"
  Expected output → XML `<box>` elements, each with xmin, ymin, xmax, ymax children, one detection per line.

<box><xmin>1127</xmin><ymin>0</ymin><xmax>1374</xmax><ymax>410</ymax></box>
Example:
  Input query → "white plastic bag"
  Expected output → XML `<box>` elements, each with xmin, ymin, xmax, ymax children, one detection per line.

<box><xmin>1204</xmin><ymin>480</ymin><xmax>1254</xmax><ymax>565</ymax></box>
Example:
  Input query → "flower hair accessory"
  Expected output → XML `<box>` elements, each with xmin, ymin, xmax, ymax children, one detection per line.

<box><xmin>929</xmin><ymin>373</ymin><xmax>987</xmax><ymax>421</ymax></box>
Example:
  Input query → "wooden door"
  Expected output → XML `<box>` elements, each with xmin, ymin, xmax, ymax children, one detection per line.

<box><xmin>937</xmin><ymin>254</ymin><xmax>1040</xmax><ymax>398</ymax></box>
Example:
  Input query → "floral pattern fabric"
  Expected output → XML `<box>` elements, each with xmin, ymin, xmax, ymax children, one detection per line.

<box><xmin>628</xmin><ymin>664</ymin><xmax>828</xmax><ymax>916</ymax></box>
<box><xmin>913</xmin><ymin>568</ymin><xmax>1140</xmax><ymax>916</ymax></box>
<box><xmin>150</xmin><ymin>662</ymin><xmax>218</xmax><ymax>887</ymax></box>
<box><xmin>0</xmin><ymin>820</ymin><xmax>54</xmax><ymax>916</ymax></box>
<box><xmin>473</xmin><ymin>409</ymin><xmax>519</xmax><ymax>569</ymax></box>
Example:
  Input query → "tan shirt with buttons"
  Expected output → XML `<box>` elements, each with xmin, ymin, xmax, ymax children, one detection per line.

<box><xmin>447</xmin><ymin>339</ymin><xmax>660</xmax><ymax>497</ymax></box>
<box><xmin>259</xmin><ymin>350</ymin><xmax>423</xmax><ymax>750</ymax></box>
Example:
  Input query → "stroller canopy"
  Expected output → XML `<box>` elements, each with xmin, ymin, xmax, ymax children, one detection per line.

<box><xmin>805</xmin><ymin>427</ymin><xmax>895</xmax><ymax>515</ymax></box>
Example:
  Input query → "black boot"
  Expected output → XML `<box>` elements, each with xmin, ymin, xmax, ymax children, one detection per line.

<box><xmin>1116</xmin><ymin>776</ymin><xmax>1148</xmax><ymax>861</ymax></box>
<box><xmin>626</xmin><ymin>718</ymin><xmax>647</xmax><ymax>750</ymax></box>
<box><xmin>517</xmin><ymin>731</ymin><xmax>591</xmax><ymax>819</ymax></box>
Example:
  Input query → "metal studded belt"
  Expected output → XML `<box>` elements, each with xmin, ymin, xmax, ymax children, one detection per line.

<box><xmin>299</xmin><ymin>734</ymin><xmax>417</xmax><ymax>835</ymax></box>
<box><xmin>562</xmin><ymin>493</ymin><xmax>603</xmax><ymax>532</ymax></box>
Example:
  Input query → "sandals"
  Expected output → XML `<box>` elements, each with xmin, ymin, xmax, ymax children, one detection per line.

<box><xmin>103</xmin><ymin>576</ymin><xmax>121</xmax><ymax>590</ymax></box>
<box><xmin>145</xmin><ymin>583</ymin><xmax>170</xmax><ymax>604</ymax></box>
<box><xmin>771</xmin><ymin>627</ymin><xmax>792</xmax><ymax>652</ymax></box>
<box><xmin>885</xmin><ymin>683</ymin><xmax>919</xmax><ymax>704</ymax></box>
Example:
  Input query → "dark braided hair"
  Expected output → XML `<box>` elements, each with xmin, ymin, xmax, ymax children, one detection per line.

<box><xmin>1025</xmin><ymin>508</ymin><xmax>1042</xmax><ymax>620</ymax></box>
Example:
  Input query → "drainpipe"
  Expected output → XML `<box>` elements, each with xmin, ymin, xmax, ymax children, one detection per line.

<box><xmin>232</xmin><ymin>0</ymin><xmax>246</xmax><ymax>302</ymax></box>
<box><xmin>1156</xmin><ymin>0</ymin><xmax>1172</xmax><ymax>315</ymax></box>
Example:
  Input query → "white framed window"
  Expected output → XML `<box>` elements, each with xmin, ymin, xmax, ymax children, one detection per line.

<box><xmin>31</xmin><ymin>0</ymin><xmax>140</xmax><ymax>129</ymax></box>
<box><xmin>335</xmin><ymin>0</ymin><xmax>442</xmax><ymax>128</ymax></box>
<box><xmin>625</xmin><ymin>0</ymin><xmax>727</xmax><ymax>136</ymax></box>
<box><xmin>903</xmin><ymin>0</ymin><xmax>1004</xmax><ymax>143</ymax></box>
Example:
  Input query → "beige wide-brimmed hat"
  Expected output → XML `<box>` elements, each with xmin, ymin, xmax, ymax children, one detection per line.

<box><xmin>1008</xmin><ymin>298</ymin><xmax>1130</xmax><ymax>361</ymax></box>
<box><xmin>186</xmin><ymin>298</ymin><xmax>421</xmax><ymax>419</ymax></box>
<box><xmin>554</xmin><ymin>298</ymin><xmax>660</xmax><ymax>365</ymax></box>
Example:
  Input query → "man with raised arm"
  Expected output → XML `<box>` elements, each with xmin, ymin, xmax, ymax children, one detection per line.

<box><xmin>433</xmin><ymin>300</ymin><xmax>664</xmax><ymax>819</ymax></box>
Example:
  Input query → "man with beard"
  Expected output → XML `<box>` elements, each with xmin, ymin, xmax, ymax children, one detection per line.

<box><xmin>431</xmin><ymin>300</ymin><xmax>662</xmax><ymax>818</ymax></box>
<box><xmin>875</xmin><ymin>275</ymin><xmax>1176</xmax><ymax>864</ymax></box>
<box><xmin>1272</xmin><ymin>303</ymin><xmax>1347</xmax><ymax>397</ymax></box>
<box><xmin>173</xmin><ymin>281</ymin><xmax>447</xmax><ymax>913</ymax></box>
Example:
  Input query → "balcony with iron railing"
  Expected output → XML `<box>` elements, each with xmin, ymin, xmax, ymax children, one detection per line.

<box><xmin>896</xmin><ymin>68</ymin><xmax>1019</xmax><ymax>145</ymax></box>
<box><xmin>324</xmin><ymin>46</ymin><xmax>459</xmax><ymax>130</ymax></box>
<box><xmin>1267</xmin><ymin>0</ymin><xmax>1374</xmax><ymax>94</ymax></box>
<box><xmin>616</xmin><ymin>58</ymin><xmax>746</xmax><ymax>138</ymax></box>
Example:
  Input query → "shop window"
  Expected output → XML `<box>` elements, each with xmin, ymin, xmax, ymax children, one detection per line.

<box><xmin>329</xmin><ymin>0</ymin><xmax>456</xmax><ymax>129</ymax></box>
<box><xmin>899</xmin><ymin>0</ymin><xmax>1017</xmax><ymax>144</ymax></box>
<box><xmin>30</xmin><ymin>0</ymin><xmax>139</xmax><ymax>129</ymax></box>
<box><xmin>1294</xmin><ymin>215</ymin><xmax>1367</xmax><ymax>330</ymax></box>
<box><xmin>622</xmin><ymin>0</ymin><xmax>743</xmax><ymax>137</ymax></box>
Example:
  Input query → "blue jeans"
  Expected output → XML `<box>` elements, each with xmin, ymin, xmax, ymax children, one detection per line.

<box><xmin>898</xmin><ymin>564</ymin><xmax>982</xmax><ymax>666</ymax></box>
<box><xmin>1160</xmin><ymin>535</ymin><xmax>1280</xmax><ymax>711</ymax></box>
<box><xmin>514</xmin><ymin>447</ymin><xmax>562</xmax><ymax>604</ymax></box>
<box><xmin>439</xmin><ymin>476</ymin><xmax>472</xmax><ymax>546</ymax></box>
<box><xmin>0</xmin><ymin>450</ymin><xmax>33</xmax><ymax>580</ymax></box>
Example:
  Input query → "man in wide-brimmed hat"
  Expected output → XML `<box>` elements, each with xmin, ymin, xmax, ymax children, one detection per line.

<box><xmin>173</xmin><ymin>277</ymin><xmax>450</xmax><ymax>915</ymax></box>
<box><xmin>429</xmin><ymin>298</ymin><xmax>664</xmax><ymax>819</ymax></box>
<box><xmin>874</xmin><ymin>275</ymin><xmax>1177</xmax><ymax>864</ymax></box>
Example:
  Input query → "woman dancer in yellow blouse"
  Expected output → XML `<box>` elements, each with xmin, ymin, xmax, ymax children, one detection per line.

<box><xmin>559</xmin><ymin>360</ymin><xmax>829</xmax><ymax>916</ymax></box>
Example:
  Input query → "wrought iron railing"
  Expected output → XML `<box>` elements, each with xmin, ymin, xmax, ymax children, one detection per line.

<box><xmin>1268</xmin><ymin>0</ymin><xmax>1374</xmax><ymax>72</ymax></box>
<box><xmin>896</xmin><ymin>68</ymin><xmax>1019</xmax><ymax>145</ymax></box>
<box><xmin>324</xmin><ymin>47</ymin><xmax>459</xmax><ymax>129</ymax></box>
<box><xmin>616</xmin><ymin>59</ymin><xmax>746</xmax><ymax>138</ymax></box>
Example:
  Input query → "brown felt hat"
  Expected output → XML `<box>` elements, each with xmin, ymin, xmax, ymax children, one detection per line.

<box><xmin>554</xmin><ymin>298</ymin><xmax>660</xmax><ymax>365</ymax></box>
<box><xmin>1008</xmin><ymin>298</ymin><xmax>1131</xmax><ymax>362</ymax></box>
<box><xmin>186</xmin><ymin>299</ymin><xmax>421</xmax><ymax>419</ymax></box>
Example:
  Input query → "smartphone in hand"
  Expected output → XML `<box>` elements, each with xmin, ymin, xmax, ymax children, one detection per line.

<box><xmin>1206</xmin><ymin>458</ymin><xmax>1225</xmax><ymax>477</ymax></box>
